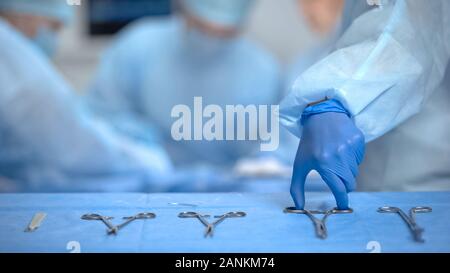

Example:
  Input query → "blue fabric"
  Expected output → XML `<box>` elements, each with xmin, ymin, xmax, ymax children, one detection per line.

<box><xmin>31</xmin><ymin>26</ymin><xmax>58</xmax><ymax>58</ymax></box>
<box><xmin>86</xmin><ymin>17</ymin><xmax>281</xmax><ymax>168</ymax></box>
<box><xmin>0</xmin><ymin>191</ymin><xmax>449</xmax><ymax>253</ymax></box>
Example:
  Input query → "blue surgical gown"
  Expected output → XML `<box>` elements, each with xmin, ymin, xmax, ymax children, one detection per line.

<box><xmin>0</xmin><ymin>18</ymin><xmax>172</xmax><ymax>193</ymax></box>
<box><xmin>86</xmin><ymin>16</ymin><xmax>281</xmax><ymax>168</ymax></box>
<box><xmin>282</xmin><ymin>0</ymin><xmax>450</xmax><ymax>191</ymax></box>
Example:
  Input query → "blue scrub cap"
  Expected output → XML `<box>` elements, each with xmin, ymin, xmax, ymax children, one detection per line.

<box><xmin>0</xmin><ymin>0</ymin><xmax>73</xmax><ymax>24</ymax></box>
<box><xmin>183</xmin><ymin>0</ymin><xmax>254</xmax><ymax>27</ymax></box>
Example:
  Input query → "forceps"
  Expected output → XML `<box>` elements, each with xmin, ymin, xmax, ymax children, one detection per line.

<box><xmin>178</xmin><ymin>212</ymin><xmax>212</xmax><ymax>237</ymax></box>
<box><xmin>178</xmin><ymin>211</ymin><xmax>246</xmax><ymax>238</ymax></box>
<box><xmin>206</xmin><ymin>211</ymin><xmax>246</xmax><ymax>237</ymax></box>
<box><xmin>168</xmin><ymin>202</ymin><xmax>198</xmax><ymax>207</ymax></box>
<box><xmin>284</xmin><ymin>207</ymin><xmax>353</xmax><ymax>239</ymax></box>
<box><xmin>107</xmin><ymin>212</ymin><xmax>156</xmax><ymax>234</ymax></box>
<box><xmin>377</xmin><ymin>206</ymin><xmax>432</xmax><ymax>242</ymax></box>
<box><xmin>81</xmin><ymin>213</ymin><xmax>116</xmax><ymax>234</ymax></box>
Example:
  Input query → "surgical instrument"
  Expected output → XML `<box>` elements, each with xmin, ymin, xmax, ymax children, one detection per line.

<box><xmin>377</xmin><ymin>206</ymin><xmax>432</xmax><ymax>242</ymax></box>
<box><xmin>81</xmin><ymin>213</ymin><xmax>117</xmax><ymax>234</ymax></box>
<box><xmin>178</xmin><ymin>212</ymin><xmax>212</xmax><ymax>237</ymax></box>
<box><xmin>107</xmin><ymin>212</ymin><xmax>156</xmax><ymax>234</ymax></box>
<box><xmin>25</xmin><ymin>212</ymin><xmax>47</xmax><ymax>232</ymax></box>
<box><xmin>206</xmin><ymin>211</ymin><xmax>247</xmax><ymax>237</ymax></box>
<box><xmin>168</xmin><ymin>202</ymin><xmax>198</xmax><ymax>207</ymax></box>
<box><xmin>284</xmin><ymin>207</ymin><xmax>353</xmax><ymax>239</ymax></box>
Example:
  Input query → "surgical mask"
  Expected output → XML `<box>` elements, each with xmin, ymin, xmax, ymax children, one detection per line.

<box><xmin>32</xmin><ymin>26</ymin><xmax>58</xmax><ymax>58</ymax></box>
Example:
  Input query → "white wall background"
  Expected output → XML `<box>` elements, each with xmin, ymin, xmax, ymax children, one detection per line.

<box><xmin>55</xmin><ymin>0</ymin><xmax>320</xmax><ymax>92</ymax></box>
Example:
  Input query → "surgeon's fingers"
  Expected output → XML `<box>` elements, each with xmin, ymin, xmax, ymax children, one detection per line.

<box><xmin>338</xmin><ymin>168</ymin><xmax>356</xmax><ymax>193</ymax></box>
<box><xmin>343</xmin><ymin>150</ymin><xmax>359</xmax><ymax>180</ymax></box>
<box><xmin>335</xmin><ymin>154</ymin><xmax>357</xmax><ymax>193</ymax></box>
<box><xmin>318</xmin><ymin>168</ymin><xmax>349</xmax><ymax>210</ymax></box>
<box><xmin>353</xmin><ymin>133</ymin><xmax>366</xmax><ymax>165</ymax></box>
<box><xmin>290</xmin><ymin>163</ymin><xmax>311</xmax><ymax>210</ymax></box>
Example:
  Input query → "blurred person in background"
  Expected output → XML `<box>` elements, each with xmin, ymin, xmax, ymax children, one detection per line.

<box><xmin>281</xmin><ymin>0</ymin><xmax>450</xmax><ymax>210</ymax></box>
<box><xmin>286</xmin><ymin>0</ymin><xmax>345</xmax><ymax>86</ymax></box>
<box><xmin>298</xmin><ymin>0</ymin><xmax>345</xmax><ymax>36</ymax></box>
<box><xmin>85</xmin><ymin>0</ymin><xmax>281</xmax><ymax>187</ymax></box>
<box><xmin>0</xmin><ymin>0</ymin><xmax>172</xmax><ymax>193</ymax></box>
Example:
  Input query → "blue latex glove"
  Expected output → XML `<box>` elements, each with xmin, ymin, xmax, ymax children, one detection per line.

<box><xmin>290</xmin><ymin>99</ymin><xmax>365</xmax><ymax>209</ymax></box>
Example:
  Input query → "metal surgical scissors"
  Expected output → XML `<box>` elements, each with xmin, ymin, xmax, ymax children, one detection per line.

<box><xmin>377</xmin><ymin>206</ymin><xmax>432</xmax><ymax>242</ymax></box>
<box><xmin>284</xmin><ymin>207</ymin><xmax>353</xmax><ymax>239</ymax></box>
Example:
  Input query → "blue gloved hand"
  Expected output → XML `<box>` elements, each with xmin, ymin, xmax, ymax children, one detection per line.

<box><xmin>290</xmin><ymin>99</ymin><xmax>365</xmax><ymax>210</ymax></box>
